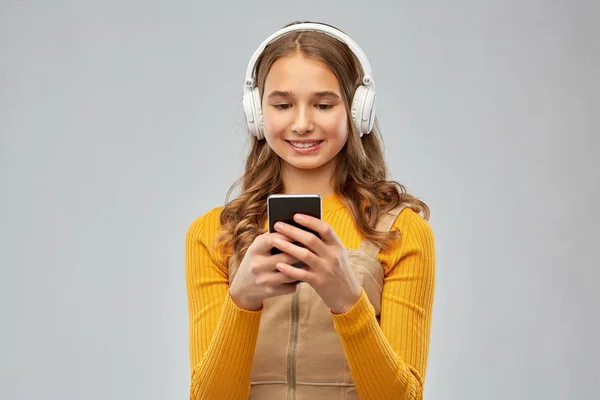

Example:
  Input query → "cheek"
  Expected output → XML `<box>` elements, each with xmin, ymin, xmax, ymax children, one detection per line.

<box><xmin>322</xmin><ymin>110</ymin><xmax>349</xmax><ymax>141</ymax></box>
<box><xmin>262</xmin><ymin>108</ymin><xmax>286</xmax><ymax>138</ymax></box>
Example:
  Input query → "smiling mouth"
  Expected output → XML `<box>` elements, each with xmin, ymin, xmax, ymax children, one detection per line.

<box><xmin>286</xmin><ymin>140</ymin><xmax>324</xmax><ymax>149</ymax></box>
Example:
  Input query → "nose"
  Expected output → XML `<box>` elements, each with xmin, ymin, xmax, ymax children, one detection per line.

<box><xmin>291</xmin><ymin>105</ymin><xmax>314</xmax><ymax>134</ymax></box>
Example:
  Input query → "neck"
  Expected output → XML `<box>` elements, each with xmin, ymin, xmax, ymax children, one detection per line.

<box><xmin>280</xmin><ymin>158</ymin><xmax>338</xmax><ymax>198</ymax></box>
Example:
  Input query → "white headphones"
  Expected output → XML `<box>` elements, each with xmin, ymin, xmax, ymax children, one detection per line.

<box><xmin>242</xmin><ymin>22</ymin><xmax>377</xmax><ymax>140</ymax></box>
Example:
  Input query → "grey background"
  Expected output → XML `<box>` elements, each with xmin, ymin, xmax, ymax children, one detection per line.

<box><xmin>1</xmin><ymin>0</ymin><xmax>598</xmax><ymax>399</ymax></box>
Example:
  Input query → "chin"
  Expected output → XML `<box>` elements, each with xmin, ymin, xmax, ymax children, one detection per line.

<box><xmin>287</xmin><ymin>160</ymin><xmax>326</xmax><ymax>170</ymax></box>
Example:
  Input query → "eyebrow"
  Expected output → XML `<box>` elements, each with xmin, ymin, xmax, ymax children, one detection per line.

<box><xmin>267</xmin><ymin>90</ymin><xmax>341</xmax><ymax>99</ymax></box>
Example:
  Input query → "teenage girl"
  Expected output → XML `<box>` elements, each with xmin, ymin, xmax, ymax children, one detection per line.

<box><xmin>185</xmin><ymin>21</ymin><xmax>436</xmax><ymax>400</ymax></box>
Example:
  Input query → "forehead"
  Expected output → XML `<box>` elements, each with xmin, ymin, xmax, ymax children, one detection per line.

<box><xmin>263</xmin><ymin>54</ymin><xmax>341</xmax><ymax>93</ymax></box>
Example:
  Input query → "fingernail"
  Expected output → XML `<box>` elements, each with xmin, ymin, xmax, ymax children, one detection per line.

<box><xmin>274</xmin><ymin>222</ymin><xmax>284</xmax><ymax>230</ymax></box>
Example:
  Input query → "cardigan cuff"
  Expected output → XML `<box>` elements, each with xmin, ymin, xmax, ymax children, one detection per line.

<box><xmin>331</xmin><ymin>288</ymin><xmax>377</xmax><ymax>337</ymax></box>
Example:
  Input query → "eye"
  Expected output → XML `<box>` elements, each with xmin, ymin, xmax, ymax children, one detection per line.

<box><xmin>316</xmin><ymin>104</ymin><xmax>333</xmax><ymax>110</ymax></box>
<box><xmin>273</xmin><ymin>103</ymin><xmax>291</xmax><ymax>110</ymax></box>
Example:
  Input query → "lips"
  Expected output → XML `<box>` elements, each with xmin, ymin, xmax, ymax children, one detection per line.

<box><xmin>288</xmin><ymin>140</ymin><xmax>323</xmax><ymax>149</ymax></box>
<box><xmin>285</xmin><ymin>140</ymin><xmax>324</xmax><ymax>153</ymax></box>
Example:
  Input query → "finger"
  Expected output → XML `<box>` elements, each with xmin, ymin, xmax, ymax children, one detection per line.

<box><xmin>272</xmin><ymin>270</ymin><xmax>301</xmax><ymax>284</ymax></box>
<box><xmin>251</xmin><ymin>231</ymin><xmax>293</xmax><ymax>254</ymax></box>
<box><xmin>271</xmin><ymin>238</ymin><xmax>319</xmax><ymax>268</ymax></box>
<box><xmin>248</xmin><ymin>247</ymin><xmax>298</xmax><ymax>276</ymax></box>
<box><xmin>293</xmin><ymin>214</ymin><xmax>339</xmax><ymax>244</ymax></box>
<box><xmin>273</xmin><ymin>221</ymin><xmax>327</xmax><ymax>255</ymax></box>
<box><xmin>276</xmin><ymin>262</ymin><xmax>313</xmax><ymax>285</ymax></box>
<box><xmin>257</xmin><ymin>270</ymin><xmax>299</xmax><ymax>286</ymax></box>
<box><xmin>271</xmin><ymin>252</ymin><xmax>301</xmax><ymax>267</ymax></box>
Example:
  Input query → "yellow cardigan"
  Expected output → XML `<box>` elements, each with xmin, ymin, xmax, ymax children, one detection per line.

<box><xmin>185</xmin><ymin>193</ymin><xmax>436</xmax><ymax>399</ymax></box>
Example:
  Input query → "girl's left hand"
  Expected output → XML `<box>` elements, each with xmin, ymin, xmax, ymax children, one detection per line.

<box><xmin>272</xmin><ymin>214</ymin><xmax>362</xmax><ymax>314</ymax></box>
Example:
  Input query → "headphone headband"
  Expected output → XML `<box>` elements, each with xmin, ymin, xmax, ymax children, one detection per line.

<box><xmin>243</xmin><ymin>23</ymin><xmax>374</xmax><ymax>90</ymax></box>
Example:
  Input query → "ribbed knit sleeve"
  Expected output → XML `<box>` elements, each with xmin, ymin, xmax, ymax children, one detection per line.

<box><xmin>185</xmin><ymin>208</ymin><xmax>263</xmax><ymax>400</ymax></box>
<box><xmin>331</xmin><ymin>208</ymin><xmax>436</xmax><ymax>400</ymax></box>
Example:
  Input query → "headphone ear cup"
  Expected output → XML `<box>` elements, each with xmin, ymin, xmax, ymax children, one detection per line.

<box><xmin>351</xmin><ymin>85</ymin><xmax>368</xmax><ymax>137</ymax></box>
<box><xmin>351</xmin><ymin>85</ymin><xmax>376</xmax><ymax>137</ymax></box>
<box><xmin>362</xmin><ymin>86</ymin><xmax>376</xmax><ymax>134</ymax></box>
<box><xmin>242</xmin><ymin>87</ymin><xmax>264</xmax><ymax>139</ymax></box>
<box><xmin>252</xmin><ymin>88</ymin><xmax>264</xmax><ymax>139</ymax></box>
<box><xmin>243</xmin><ymin>88</ymin><xmax>258</xmax><ymax>138</ymax></box>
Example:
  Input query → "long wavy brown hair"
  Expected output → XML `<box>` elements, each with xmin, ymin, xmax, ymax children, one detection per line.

<box><xmin>217</xmin><ymin>21</ymin><xmax>429</xmax><ymax>268</ymax></box>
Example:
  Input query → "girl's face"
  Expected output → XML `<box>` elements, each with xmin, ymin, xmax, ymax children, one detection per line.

<box><xmin>261</xmin><ymin>54</ymin><xmax>349</xmax><ymax>172</ymax></box>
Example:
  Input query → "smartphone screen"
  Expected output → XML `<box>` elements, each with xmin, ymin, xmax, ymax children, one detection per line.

<box><xmin>267</xmin><ymin>194</ymin><xmax>322</xmax><ymax>256</ymax></box>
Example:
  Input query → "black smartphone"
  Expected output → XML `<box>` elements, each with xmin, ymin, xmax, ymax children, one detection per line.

<box><xmin>267</xmin><ymin>194</ymin><xmax>322</xmax><ymax>259</ymax></box>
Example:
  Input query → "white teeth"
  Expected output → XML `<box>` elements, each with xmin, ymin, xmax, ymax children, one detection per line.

<box><xmin>290</xmin><ymin>141</ymin><xmax>320</xmax><ymax>148</ymax></box>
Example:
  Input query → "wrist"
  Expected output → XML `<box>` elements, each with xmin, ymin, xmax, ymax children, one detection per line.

<box><xmin>229</xmin><ymin>290</ymin><xmax>262</xmax><ymax>312</ymax></box>
<box><xmin>331</xmin><ymin>288</ymin><xmax>362</xmax><ymax>315</ymax></box>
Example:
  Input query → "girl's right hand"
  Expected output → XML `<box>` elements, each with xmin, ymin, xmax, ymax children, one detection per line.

<box><xmin>229</xmin><ymin>231</ymin><xmax>301</xmax><ymax>311</ymax></box>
